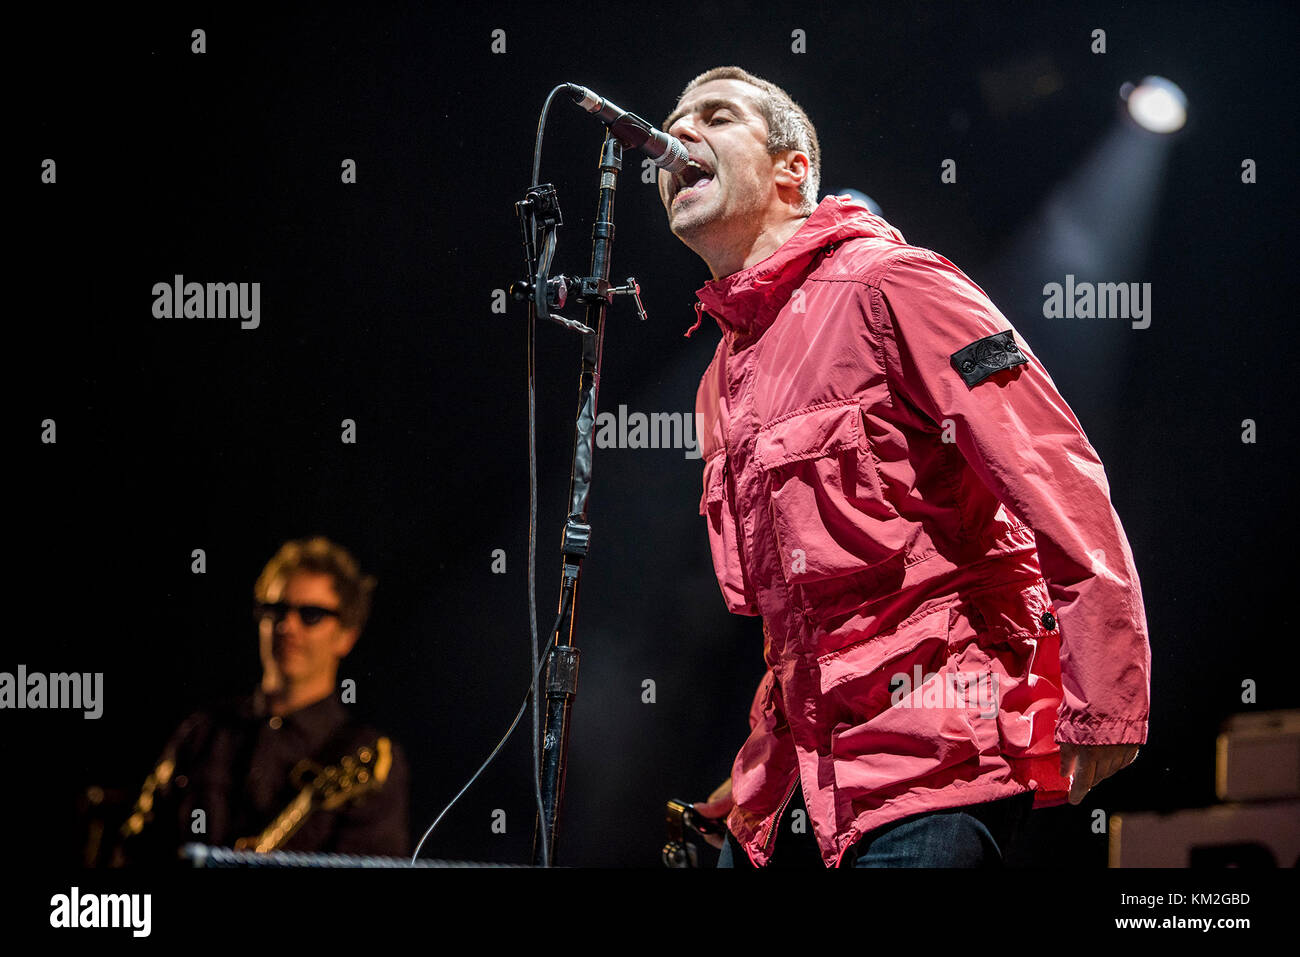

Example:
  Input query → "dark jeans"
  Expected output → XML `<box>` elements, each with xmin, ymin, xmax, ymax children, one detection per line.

<box><xmin>717</xmin><ymin>785</ymin><xmax>1035</xmax><ymax>868</ymax></box>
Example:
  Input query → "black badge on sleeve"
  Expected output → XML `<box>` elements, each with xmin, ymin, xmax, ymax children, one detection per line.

<box><xmin>950</xmin><ymin>330</ymin><xmax>1028</xmax><ymax>387</ymax></box>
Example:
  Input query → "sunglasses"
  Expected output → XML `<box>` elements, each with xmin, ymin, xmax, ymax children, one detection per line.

<box><xmin>254</xmin><ymin>602</ymin><xmax>342</xmax><ymax>626</ymax></box>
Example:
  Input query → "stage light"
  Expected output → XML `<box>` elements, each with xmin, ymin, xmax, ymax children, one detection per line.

<box><xmin>1121</xmin><ymin>76</ymin><xmax>1187</xmax><ymax>134</ymax></box>
<box><xmin>832</xmin><ymin>188</ymin><xmax>883</xmax><ymax>216</ymax></box>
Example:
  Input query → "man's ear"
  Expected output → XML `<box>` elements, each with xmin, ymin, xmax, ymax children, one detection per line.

<box><xmin>333</xmin><ymin>626</ymin><xmax>360</xmax><ymax>659</ymax></box>
<box><xmin>773</xmin><ymin>150</ymin><xmax>810</xmax><ymax>195</ymax></box>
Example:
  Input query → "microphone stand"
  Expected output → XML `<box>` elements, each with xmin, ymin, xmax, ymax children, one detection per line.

<box><xmin>513</xmin><ymin>121</ymin><xmax>648</xmax><ymax>866</ymax></box>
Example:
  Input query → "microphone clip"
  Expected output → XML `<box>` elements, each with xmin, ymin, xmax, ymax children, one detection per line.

<box><xmin>513</xmin><ymin>184</ymin><xmax>595</xmax><ymax>335</ymax></box>
<box><xmin>512</xmin><ymin>182</ymin><xmax>649</xmax><ymax>333</ymax></box>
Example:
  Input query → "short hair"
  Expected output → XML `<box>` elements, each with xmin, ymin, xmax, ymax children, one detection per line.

<box><xmin>254</xmin><ymin>537</ymin><xmax>377</xmax><ymax>631</ymax></box>
<box><xmin>674</xmin><ymin>66</ymin><xmax>821</xmax><ymax>215</ymax></box>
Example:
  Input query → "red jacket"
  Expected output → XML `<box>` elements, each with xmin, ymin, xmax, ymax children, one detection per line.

<box><xmin>690</xmin><ymin>196</ymin><xmax>1151</xmax><ymax>867</ymax></box>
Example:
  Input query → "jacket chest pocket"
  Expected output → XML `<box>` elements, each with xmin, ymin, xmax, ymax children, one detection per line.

<box><xmin>755</xmin><ymin>400</ymin><xmax>911</xmax><ymax>587</ymax></box>
<box><xmin>700</xmin><ymin>451</ymin><xmax>758</xmax><ymax>615</ymax></box>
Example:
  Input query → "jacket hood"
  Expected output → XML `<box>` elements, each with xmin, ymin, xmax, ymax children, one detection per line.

<box><xmin>686</xmin><ymin>196</ymin><xmax>907</xmax><ymax>339</ymax></box>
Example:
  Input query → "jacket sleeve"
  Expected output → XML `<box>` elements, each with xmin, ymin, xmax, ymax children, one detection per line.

<box><xmin>872</xmin><ymin>249</ymin><xmax>1150</xmax><ymax>746</ymax></box>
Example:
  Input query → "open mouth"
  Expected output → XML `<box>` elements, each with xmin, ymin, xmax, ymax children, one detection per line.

<box><xmin>672</xmin><ymin>158</ymin><xmax>715</xmax><ymax>204</ymax></box>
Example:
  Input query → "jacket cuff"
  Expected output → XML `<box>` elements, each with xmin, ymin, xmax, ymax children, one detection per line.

<box><xmin>1055</xmin><ymin>711</ymin><xmax>1148</xmax><ymax>746</ymax></box>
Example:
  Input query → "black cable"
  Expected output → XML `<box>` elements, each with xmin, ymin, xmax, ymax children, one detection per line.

<box><xmin>532</xmin><ymin>84</ymin><xmax>566</xmax><ymax>188</ymax></box>
<box><xmin>409</xmin><ymin>599</ymin><xmax>567</xmax><ymax>864</ymax></box>
<box><xmin>410</xmin><ymin>85</ymin><xmax>569</xmax><ymax>867</ymax></box>
<box><xmin>528</xmin><ymin>234</ymin><xmax>548</xmax><ymax>868</ymax></box>
<box><xmin>528</xmin><ymin>84</ymin><xmax>568</xmax><ymax>868</ymax></box>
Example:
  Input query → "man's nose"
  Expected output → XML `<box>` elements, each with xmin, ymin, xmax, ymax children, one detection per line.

<box><xmin>668</xmin><ymin>115</ymin><xmax>700</xmax><ymax>143</ymax></box>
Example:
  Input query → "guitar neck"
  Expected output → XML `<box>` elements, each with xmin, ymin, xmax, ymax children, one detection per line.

<box><xmin>236</xmin><ymin>787</ymin><xmax>315</xmax><ymax>853</ymax></box>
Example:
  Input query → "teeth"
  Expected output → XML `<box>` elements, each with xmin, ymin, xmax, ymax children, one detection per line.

<box><xmin>675</xmin><ymin>160</ymin><xmax>711</xmax><ymax>195</ymax></box>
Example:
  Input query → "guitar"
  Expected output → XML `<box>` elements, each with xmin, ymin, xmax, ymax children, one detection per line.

<box><xmin>234</xmin><ymin>737</ymin><xmax>393</xmax><ymax>853</ymax></box>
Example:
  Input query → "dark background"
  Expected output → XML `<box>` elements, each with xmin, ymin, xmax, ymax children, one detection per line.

<box><xmin>12</xmin><ymin>0</ymin><xmax>1298</xmax><ymax>870</ymax></box>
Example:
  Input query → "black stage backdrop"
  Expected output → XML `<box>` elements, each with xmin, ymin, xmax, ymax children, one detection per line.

<box><xmin>9</xmin><ymin>0</ymin><xmax>1299</xmax><ymax>938</ymax></box>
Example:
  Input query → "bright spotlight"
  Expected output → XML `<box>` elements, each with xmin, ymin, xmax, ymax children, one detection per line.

<box><xmin>1121</xmin><ymin>76</ymin><xmax>1187</xmax><ymax>134</ymax></box>
<box><xmin>832</xmin><ymin>188</ymin><xmax>883</xmax><ymax>216</ymax></box>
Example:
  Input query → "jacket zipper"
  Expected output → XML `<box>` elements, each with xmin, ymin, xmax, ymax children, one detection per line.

<box><xmin>760</xmin><ymin>777</ymin><xmax>800</xmax><ymax>854</ymax></box>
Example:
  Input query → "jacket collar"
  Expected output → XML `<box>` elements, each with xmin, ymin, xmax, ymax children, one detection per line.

<box><xmin>686</xmin><ymin>196</ymin><xmax>906</xmax><ymax>339</ymax></box>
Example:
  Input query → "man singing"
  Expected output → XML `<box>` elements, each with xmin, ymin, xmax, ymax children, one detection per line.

<box><xmin>659</xmin><ymin>67</ymin><xmax>1150</xmax><ymax>868</ymax></box>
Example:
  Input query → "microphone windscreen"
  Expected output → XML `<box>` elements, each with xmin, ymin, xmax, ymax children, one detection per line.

<box><xmin>655</xmin><ymin>133</ymin><xmax>690</xmax><ymax>173</ymax></box>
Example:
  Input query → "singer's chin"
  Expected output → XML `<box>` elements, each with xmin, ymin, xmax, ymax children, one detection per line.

<box><xmin>668</xmin><ymin>210</ymin><xmax>711</xmax><ymax>243</ymax></box>
<box><xmin>667</xmin><ymin>219</ymin><xmax>696</xmax><ymax>244</ymax></box>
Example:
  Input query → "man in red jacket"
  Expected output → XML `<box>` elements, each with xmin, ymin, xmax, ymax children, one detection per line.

<box><xmin>659</xmin><ymin>67</ymin><xmax>1150</xmax><ymax>868</ymax></box>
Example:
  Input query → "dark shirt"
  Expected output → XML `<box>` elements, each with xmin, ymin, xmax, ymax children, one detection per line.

<box><xmin>122</xmin><ymin>690</ymin><xmax>410</xmax><ymax>863</ymax></box>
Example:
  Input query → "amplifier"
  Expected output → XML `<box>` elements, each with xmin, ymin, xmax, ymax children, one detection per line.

<box><xmin>1216</xmin><ymin>709</ymin><xmax>1300</xmax><ymax>802</ymax></box>
<box><xmin>1108</xmin><ymin>801</ymin><xmax>1300</xmax><ymax>867</ymax></box>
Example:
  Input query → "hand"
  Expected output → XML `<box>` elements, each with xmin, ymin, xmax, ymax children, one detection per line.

<box><xmin>1059</xmin><ymin>742</ymin><xmax>1140</xmax><ymax>805</ymax></box>
<box><xmin>692</xmin><ymin>777</ymin><xmax>733</xmax><ymax>850</ymax></box>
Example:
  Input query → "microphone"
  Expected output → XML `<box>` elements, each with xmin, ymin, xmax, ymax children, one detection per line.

<box><xmin>564</xmin><ymin>83</ymin><xmax>689</xmax><ymax>174</ymax></box>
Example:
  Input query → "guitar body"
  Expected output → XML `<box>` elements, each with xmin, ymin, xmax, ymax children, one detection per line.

<box><xmin>235</xmin><ymin>737</ymin><xmax>392</xmax><ymax>853</ymax></box>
